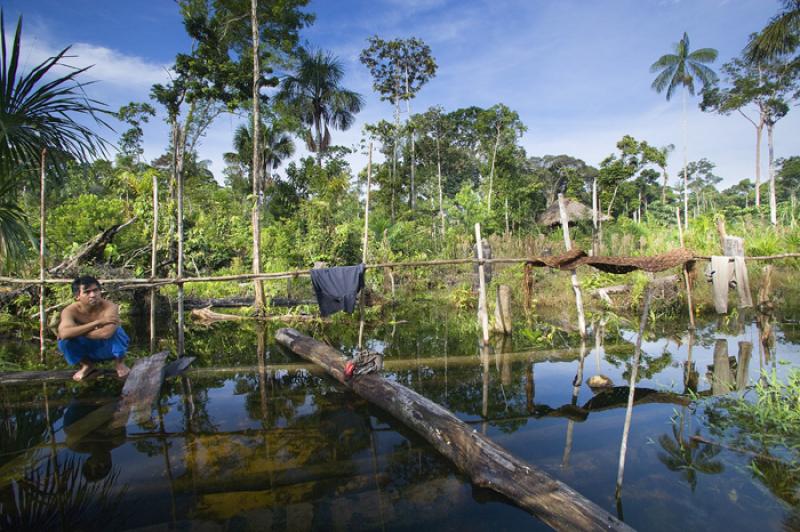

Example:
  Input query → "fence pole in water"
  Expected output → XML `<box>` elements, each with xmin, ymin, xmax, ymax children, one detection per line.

<box><xmin>39</xmin><ymin>148</ymin><xmax>47</xmax><ymax>364</ymax></box>
<box><xmin>676</xmin><ymin>208</ymin><xmax>696</xmax><ymax>330</ymax></box>
<box><xmin>615</xmin><ymin>282</ymin><xmax>653</xmax><ymax>500</ymax></box>
<box><xmin>177</xmin><ymin>147</ymin><xmax>185</xmax><ymax>358</ymax></box>
<box><xmin>474</xmin><ymin>223</ymin><xmax>490</xmax><ymax>346</ymax></box>
<box><xmin>150</xmin><ymin>170</ymin><xmax>159</xmax><ymax>354</ymax></box>
<box><xmin>357</xmin><ymin>143</ymin><xmax>373</xmax><ymax>351</ymax></box>
<box><xmin>557</xmin><ymin>194</ymin><xmax>586</xmax><ymax>338</ymax></box>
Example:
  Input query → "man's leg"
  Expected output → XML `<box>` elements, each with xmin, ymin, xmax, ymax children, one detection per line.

<box><xmin>110</xmin><ymin>327</ymin><xmax>131</xmax><ymax>378</ymax></box>
<box><xmin>58</xmin><ymin>338</ymin><xmax>97</xmax><ymax>381</ymax></box>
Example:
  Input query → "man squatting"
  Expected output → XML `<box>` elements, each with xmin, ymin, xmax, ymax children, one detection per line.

<box><xmin>57</xmin><ymin>276</ymin><xmax>130</xmax><ymax>381</ymax></box>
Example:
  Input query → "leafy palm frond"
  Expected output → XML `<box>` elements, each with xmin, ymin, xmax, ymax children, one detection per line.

<box><xmin>745</xmin><ymin>0</ymin><xmax>800</xmax><ymax>62</ymax></box>
<box><xmin>0</xmin><ymin>11</ymin><xmax>111</xmax><ymax>265</ymax></box>
<box><xmin>650</xmin><ymin>32</ymin><xmax>718</xmax><ymax>101</ymax></box>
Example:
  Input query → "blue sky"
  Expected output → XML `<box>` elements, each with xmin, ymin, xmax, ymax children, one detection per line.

<box><xmin>4</xmin><ymin>0</ymin><xmax>796</xmax><ymax>189</ymax></box>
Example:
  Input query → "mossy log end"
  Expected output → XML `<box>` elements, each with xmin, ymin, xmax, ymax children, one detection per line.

<box><xmin>275</xmin><ymin>327</ymin><xmax>633</xmax><ymax>532</ymax></box>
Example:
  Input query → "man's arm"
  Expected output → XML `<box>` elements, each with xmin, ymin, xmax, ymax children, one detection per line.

<box><xmin>57</xmin><ymin>304</ymin><xmax>120</xmax><ymax>340</ymax></box>
<box><xmin>85</xmin><ymin>302</ymin><xmax>120</xmax><ymax>340</ymax></box>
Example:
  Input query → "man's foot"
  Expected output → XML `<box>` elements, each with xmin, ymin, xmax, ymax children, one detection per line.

<box><xmin>73</xmin><ymin>363</ymin><xmax>95</xmax><ymax>382</ymax></box>
<box><xmin>115</xmin><ymin>360</ymin><xmax>130</xmax><ymax>379</ymax></box>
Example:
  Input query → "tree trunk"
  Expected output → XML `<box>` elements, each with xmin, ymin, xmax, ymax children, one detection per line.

<box><xmin>150</xmin><ymin>171</ymin><xmax>158</xmax><ymax>353</ymax></box>
<box><xmin>405</xmin><ymin>68</ymin><xmax>416</xmax><ymax>212</ymax></box>
<box><xmin>755</xmin><ymin>121</ymin><xmax>763</xmax><ymax>208</ymax></box>
<box><xmin>275</xmin><ymin>328</ymin><xmax>632</xmax><ymax>532</ymax></box>
<box><xmin>487</xmin><ymin>123</ymin><xmax>501</xmax><ymax>214</ymax></box>
<box><xmin>437</xmin><ymin>136</ymin><xmax>445</xmax><ymax>239</ymax></box>
<box><xmin>39</xmin><ymin>149</ymin><xmax>46</xmax><ymax>364</ymax></box>
<box><xmin>558</xmin><ymin>194</ymin><xmax>587</xmax><ymax>338</ymax></box>
<box><xmin>682</xmin><ymin>89</ymin><xmax>689</xmax><ymax>230</ymax></box>
<box><xmin>768</xmin><ymin>122</ymin><xmax>776</xmax><ymax>225</ymax></box>
<box><xmin>251</xmin><ymin>0</ymin><xmax>266</xmax><ymax>310</ymax></box>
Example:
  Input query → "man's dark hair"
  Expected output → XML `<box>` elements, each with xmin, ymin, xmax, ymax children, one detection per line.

<box><xmin>72</xmin><ymin>275</ymin><xmax>101</xmax><ymax>296</ymax></box>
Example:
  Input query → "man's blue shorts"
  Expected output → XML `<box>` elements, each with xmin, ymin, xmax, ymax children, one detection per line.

<box><xmin>58</xmin><ymin>327</ymin><xmax>130</xmax><ymax>366</ymax></box>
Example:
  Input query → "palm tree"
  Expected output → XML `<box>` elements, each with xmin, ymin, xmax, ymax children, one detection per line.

<box><xmin>0</xmin><ymin>12</ymin><xmax>109</xmax><ymax>266</ymax></box>
<box><xmin>226</xmin><ymin>120</ymin><xmax>295</xmax><ymax>195</ymax></box>
<box><xmin>278</xmin><ymin>49</ymin><xmax>363</xmax><ymax>166</ymax></box>
<box><xmin>650</xmin><ymin>32</ymin><xmax>717</xmax><ymax>229</ymax></box>
<box><xmin>745</xmin><ymin>0</ymin><xmax>800</xmax><ymax>62</ymax></box>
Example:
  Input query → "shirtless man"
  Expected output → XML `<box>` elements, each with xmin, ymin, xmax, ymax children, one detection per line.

<box><xmin>58</xmin><ymin>276</ymin><xmax>130</xmax><ymax>381</ymax></box>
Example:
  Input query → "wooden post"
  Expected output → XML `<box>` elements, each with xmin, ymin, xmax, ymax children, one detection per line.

<box><xmin>493</xmin><ymin>285</ymin><xmax>513</xmax><ymax>334</ymax></box>
<box><xmin>39</xmin><ymin>148</ymin><xmax>47</xmax><ymax>364</ymax></box>
<box><xmin>523</xmin><ymin>263</ymin><xmax>533</xmax><ymax>313</ymax></box>
<box><xmin>474</xmin><ymin>223</ymin><xmax>490</xmax><ymax>346</ymax></box>
<box><xmin>736</xmin><ymin>341</ymin><xmax>752</xmax><ymax>391</ymax></box>
<box><xmin>615</xmin><ymin>282</ymin><xmax>653</xmax><ymax>499</ymax></box>
<box><xmin>676</xmin><ymin>208</ymin><xmax>696</xmax><ymax>330</ymax></box>
<box><xmin>357</xmin><ymin>144</ymin><xmax>373</xmax><ymax>351</ymax></box>
<box><xmin>150</xmin><ymin>170</ymin><xmax>159</xmax><ymax>354</ymax></box>
<box><xmin>557</xmin><ymin>194</ymin><xmax>586</xmax><ymax>338</ymax></box>
<box><xmin>362</xmin><ymin>143</ymin><xmax>373</xmax><ymax>262</ymax></box>
<box><xmin>711</xmin><ymin>339</ymin><xmax>734</xmax><ymax>395</ymax></box>
<box><xmin>759</xmin><ymin>265</ymin><xmax>774</xmax><ymax>309</ymax></box>
<box><xmin>177</xmin><ymin>145</ymin><xmax>185</xmax><ymax>357</ymax></box>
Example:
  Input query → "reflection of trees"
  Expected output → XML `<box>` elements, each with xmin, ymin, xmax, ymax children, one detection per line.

<box><xmin>0</xmin><ymin>453</ymin><xmax>125</xmax><ymax>531</ymax></box>
<box><xmin>657</xmin><ymin>415</ymin><xmax>723</xmax><ymax>491</ymax></box>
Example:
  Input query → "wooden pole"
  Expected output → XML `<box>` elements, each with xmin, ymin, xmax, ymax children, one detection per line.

<box><xmin>357</xmin><ymin>144</ymin><xmax>373</xmax><ymax>351</ymax></box>
<box><xmin>557</xmin><ymin>194</ymin><xmax>586</xmax><ymax>338</ymax></box>
<box><xmin>177</xmin><ymin>144</ymin><xmax>185</xmax><ymax>357</ymax></box>
<box><xmin>615</xmin><ymin>282</ymin><xmax>653</xmax><ymax>499</ymax></box>
<box><xmin>676</xmin><ymin>208</ymin><xmax>696</xmax><ymax>330</ymax></box>
<box><xmin>39</xmin><ymin>148</ymin><xmax>47</xmax><ymax>364</ymax></box>
<box><xmin>493</xmin><ymin>285</ymin><xmax>513</xmax><ymax>335</ymax></box>
<box><xmin>150</xmin><ymin>170</ymin><xmax>159</xmax><ymax>354</ymax></box>
<box><xmin>276</xmin><ymin>328</ymin><xmax>633</xmax><ymax>532</ymax></box>
<box><xmin>362</xmin><ymin>143</ymin><xmax>372</xmax><ymax>262</ymax></box>
<box><xmin>474</xmin><ymin>223</ymin><xmax>490</xmax><ymax>346</ymax></box>
<box><xmin>250</xmin><ymin>0</ymin><xmax>266</xmax><ymax>312</ymax></box>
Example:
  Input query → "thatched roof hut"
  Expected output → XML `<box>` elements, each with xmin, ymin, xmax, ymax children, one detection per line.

<box><xmin>537</xmin><ymin>197</ymin><xmax>611</xmax><ymax>227</ymax></box>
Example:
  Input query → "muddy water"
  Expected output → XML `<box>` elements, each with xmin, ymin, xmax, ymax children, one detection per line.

<box><xmin>1</xmin><ymin>303</ymin><xmax>799</xmax><ymax>531</ymax></box>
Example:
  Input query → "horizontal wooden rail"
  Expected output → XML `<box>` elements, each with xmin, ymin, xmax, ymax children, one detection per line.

<box><xmin>1</xmin><ymin>252</ymin><xmax>797</xmax><ymax>288</ymax></box>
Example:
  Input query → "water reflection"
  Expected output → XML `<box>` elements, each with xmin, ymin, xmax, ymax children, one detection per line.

<box><xmin>2</xmin><ymin>300</ymin><xmax>800</xmax><ymax>530</ymax></box>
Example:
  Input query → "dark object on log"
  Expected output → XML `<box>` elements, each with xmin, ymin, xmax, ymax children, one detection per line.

<box><xmin>275</xmin><ymin>327</ymin><xmax>632</xmax><ymax>531</ymax></box>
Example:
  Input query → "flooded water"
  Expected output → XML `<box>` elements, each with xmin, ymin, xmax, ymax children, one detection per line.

<box><xmin>2</xmin><ymin>300</ymin><xmax>800</xmax><ymax>531</ymax></box>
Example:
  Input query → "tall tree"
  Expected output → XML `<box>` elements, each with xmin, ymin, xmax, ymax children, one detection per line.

<box><xmin>650</xmin><ymin>32</ymin><xmax>718</xmax><ymax>229</ymax></box>
<box><xmin>177</xmin><ymin>0</ymin><xmax>311</xmax><ymax>310</ymax></box>
<box><xmin>278</xmin><ymin>49</ymin><xmax>363</xmax><ymax>167</ymax></box>
<box><xmin>360</xmin><ymin>36</ymin><xmax>437</xmax><ymax>211</ymax></box>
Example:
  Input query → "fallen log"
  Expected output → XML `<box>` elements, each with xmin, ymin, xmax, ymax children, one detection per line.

<box><xmin>0</xmin><ymin>356</ymin><xmax>194</xmax><ymax>385</ymax></box>
<box><xmin>275</xmin><ymin>327</ymin><xmax>631</xmax><ymax>531</ymax></box>
<box><xmin>49</xmin><ymin>217</ymin><xmax>138</xmax><ymax>276</ymax></box>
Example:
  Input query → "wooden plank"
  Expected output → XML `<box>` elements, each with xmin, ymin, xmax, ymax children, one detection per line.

<box><xmin>275</xmin><ymin>327</ymin><xmax>632</xmax><ymax>532</ymax></box>
<box><xmin>117</xmin><ymin>351</ymin><xmax>169</xmax><ymax>426</ymax></box>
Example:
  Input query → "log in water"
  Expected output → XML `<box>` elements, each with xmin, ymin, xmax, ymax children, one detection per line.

<box><xmin>275</xmin><ymin>327</ymin><xmax>633</xmax><ymax>532</ymax></box>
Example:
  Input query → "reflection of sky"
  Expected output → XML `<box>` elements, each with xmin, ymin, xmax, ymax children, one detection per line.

<box><xmin>2</xmin><ymin>312</ymin><xmax>798</xmax><ymax>530</ymax></box>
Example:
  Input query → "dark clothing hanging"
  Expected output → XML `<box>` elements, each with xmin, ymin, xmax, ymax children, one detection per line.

<box><xmin>310</xmin><ymin>264</ymin><xmax>365</xmax><ymax>317</ymax></box>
